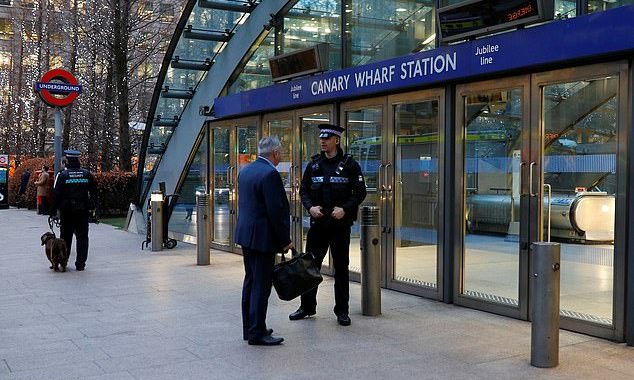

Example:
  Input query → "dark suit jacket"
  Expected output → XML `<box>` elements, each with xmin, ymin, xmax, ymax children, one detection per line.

<box><xmin>234</xmin><ymin>157</ymin><xmax>291</xmax><ymax>253</ymax></box>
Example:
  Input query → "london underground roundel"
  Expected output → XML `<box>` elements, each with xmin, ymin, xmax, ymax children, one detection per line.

<box><xmin>35</xmin><ymin>69</ymin><xmax>82</xmax><ymax>107</ymax></box>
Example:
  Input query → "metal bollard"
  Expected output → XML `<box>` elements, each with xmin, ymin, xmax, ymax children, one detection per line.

<box><xmin>531</xmin><ymin>242</ymin><xmax>561</xmax><ymax>368</ymax></box>
<box><xmin>150</xmin><ymin>191</ymin><xmax>164</xmax><ymax>251</ymax></box>
<box><xmin>360</xmin><ymin>206</ymin><xmax>381</xmax><ymax>316</ymax></box>
<box><xmin>196</xmin><ymin>192</ymin><xmax>210</xmax><ymax>265</ymax></box>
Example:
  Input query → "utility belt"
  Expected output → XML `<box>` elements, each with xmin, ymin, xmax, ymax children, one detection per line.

<box><xmin>310</xmin><ymin>207</ymin><xmax>351</xmax><ymax>226</ymax></box>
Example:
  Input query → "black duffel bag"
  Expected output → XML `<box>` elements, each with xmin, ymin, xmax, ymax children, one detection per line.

<box><xmin>273</xmin><ymin>248</ymin><xmax>323</xmax><ymax>301</ymax></box>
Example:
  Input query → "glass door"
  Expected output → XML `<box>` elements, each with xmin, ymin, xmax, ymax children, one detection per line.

<box><xmin>262</xmin><ymin>111</ymin><xmax>295</xmax><ymax>250</ymax></box>
<box><xmin>531</xmin><ymin>63</ymin><xmax>626</xmax><ymax>339</ymax></box>
<box><xmin>341</xmin><ymin>98</ymin><xmax>387</xmax><ymax>281</ymax></box>
<box><xmin>455</xmin><ymin>76</ymin><xmax>530</xmax><ymax>318</ymax></box>
<box><xmin>262</xmin><ymin>107</ymin><xmax>333</xmax><ymax>261</ymax></box>
<box><xmin>209</xmin><ymin>117</ymin><xmax>258</xmax><ymax>253</ymax></box>
<box><xmin>386</xmin><ymin>89</ymin><xmax>444</xmax><ymax>298</ymax></box>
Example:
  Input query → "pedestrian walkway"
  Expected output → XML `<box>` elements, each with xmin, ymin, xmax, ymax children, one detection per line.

<box><xmin>1</xmin><ymin>208</ymin><xmax>633</xmax><ymax>380</ymax></box>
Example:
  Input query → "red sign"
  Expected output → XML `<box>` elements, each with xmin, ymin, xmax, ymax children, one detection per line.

<box><xmin>35</xmin><ymin>69</ymin><xmax>82</xmax><ymax>107</ymax></box>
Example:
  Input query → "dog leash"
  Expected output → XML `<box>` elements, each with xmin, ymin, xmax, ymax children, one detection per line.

<box><xmin>48</xmin><ymin>216</ymin><xmax>60</xmax><ymax>233</ymax></box>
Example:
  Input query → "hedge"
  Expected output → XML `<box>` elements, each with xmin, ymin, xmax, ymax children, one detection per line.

<box><xmin>8</xmin><ymin>157</ymin><xmax>137</xmax><ymax>217</ymax></box>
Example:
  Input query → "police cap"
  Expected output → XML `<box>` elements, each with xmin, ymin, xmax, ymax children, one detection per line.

<box><xmin>318</xmin><ymin>124</ymin><xmax>344</xmax><ymax>139</ymax></box>
<box><xmin>63</xmin><ymin>149</ymin><xmax>81</xmax><ymax>158</ymax></box>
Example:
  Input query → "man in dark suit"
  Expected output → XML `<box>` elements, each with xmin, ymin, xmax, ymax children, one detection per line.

<box><xmin>235</xmin><ymin>136</ymin><xmax>293</xmax><ymax>346</ymax></box>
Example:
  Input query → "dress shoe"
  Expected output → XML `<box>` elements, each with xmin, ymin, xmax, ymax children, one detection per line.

<box><xmin>248</xmin><ymin>335</ymin><xmax>284</xmax><ymax>346</ymax></box>
<box><xmin>243</xmin><ymin>328</ymin><xmax>273</xmax><ymax>341</ymax></box>
<box><xmin>336</xmin><ymin>313</ymin><xmax>351</xmax><ymax>326</ymax></box>
<box><xmin>289</xmin><ymin>307</ymin><xmax>315</xmax><ymax>321</ymax></box>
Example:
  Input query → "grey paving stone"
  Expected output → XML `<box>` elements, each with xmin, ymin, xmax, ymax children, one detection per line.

<box><xmin>1</xmin><ymin>359</ymin><xmax>10</xmax><ymax>375</ymax></box>
<box><xmin>82</xmin><ymin>371</ymin><xmax>137</xmax><ymax>380</ymax></box>
<box><xmin>1</xmin><ymin>361</ymin><xmax>104</xmax><ymax>380</ymax></box>
<box><xmin>2</xmin><ymin>208</ymin><xmax>634</xmax><ymax>380</ymax></box>
<box><xmin>127</xmin><ymin>358</ymin><xmax>241</xmax><ymax>380</ymax></box>
<box><xmin>4</xmin><ymin>346</ymin><xmax>109</xmax><ymax>372</ymax></box>
<box><xmin>94</xmin><ymin>349</ymin><xmax>199</xmax><ymax>373</ymax></box>
<box><xmin>0</xmin><ymin>339</ymin><xmax>78</xmax><ymax>359</ymax></box>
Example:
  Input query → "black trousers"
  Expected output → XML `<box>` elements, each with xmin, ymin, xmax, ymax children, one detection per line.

<box><xmin>37</xmin><ymin>196</ymin><xmax>49</xmax><ymax>215</ymax></box>
<box><xmin>241</xmin><ymin>248</ymin><xmax>275</xmax><ymax>340</ymax></box>
<box><xmin>300</xmin><ymin>220</ymin><xmax>351</xmax><ymax>315</ymax></box>
<box><xmin>60</xmin><ymin>210</ymin><xmax>90</xmax><ymax>269</ymax></box>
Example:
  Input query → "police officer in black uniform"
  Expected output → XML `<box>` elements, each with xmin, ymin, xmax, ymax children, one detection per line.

<box><xmin>289</xmin><ymin>124</ymin><xmax>366</xmax><ymax>326</ymax></box>
<box><xmin>52</xmin><ymin>150</ymin><xmax>98</xmax><ymax>271</ymax></box>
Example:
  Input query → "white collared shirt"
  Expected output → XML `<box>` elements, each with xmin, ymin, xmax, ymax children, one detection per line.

<box><xmin>259</xmin><ymin>155</ymin><xmax>277</xmax><ymax>169</ymax></box>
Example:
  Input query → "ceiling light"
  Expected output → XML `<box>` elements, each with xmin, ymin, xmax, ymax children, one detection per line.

<box><xmin>422</xmin><ymin>33</ymin><xmax>436</xmax><ymax>45</ymax></box>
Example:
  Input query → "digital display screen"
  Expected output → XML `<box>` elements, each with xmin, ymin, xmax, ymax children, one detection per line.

<box><xmin>438</xmin><ymin>0</ymin><xmax>544</xmax><ymax>42</ymax></box>
<box><xmin>0</xmin><ymin>168</ymin><xmax>6</xmax><ymax>184</ymax></box>
<box><xmin>270</xmin><ymin>49</ymin><xmax>319</xmax><ymax>81</ymax></box>
<box><xmin>269</xmin><ymin>44</ymin><xmax>329</xmax><ymax>82</ymax></box>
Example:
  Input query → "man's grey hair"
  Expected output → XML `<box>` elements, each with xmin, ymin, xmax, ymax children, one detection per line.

<box><xmin>258</xmin><ymin>136</ymin><xmax>282</xmax><ymax>156</ymax></box>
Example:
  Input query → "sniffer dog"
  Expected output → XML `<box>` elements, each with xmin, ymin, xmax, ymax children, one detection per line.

<box><xmin>41</xmin><ymin>232</ymin><xmax>69</xmax><ymax>272</ymax></box>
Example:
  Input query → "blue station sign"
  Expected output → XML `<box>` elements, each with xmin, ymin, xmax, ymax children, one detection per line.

<box><xmin>214</xmin><ymin>5</ymin><xmax>634</xmax><ymax>118</ymax></box>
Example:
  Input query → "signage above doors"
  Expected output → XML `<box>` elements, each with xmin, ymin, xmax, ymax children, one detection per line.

<box><xmin>437</xmin><ymin>0</ymin><xmax>553</xmax><ymax>43</ymax></box>
<box><xmin>214</xmin><ymin>5</ymin><xmax>634</xmax><ymax>118</ymax></box>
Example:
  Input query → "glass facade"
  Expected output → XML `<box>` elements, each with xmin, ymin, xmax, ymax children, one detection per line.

<box><xmin>283</xmin><ymin>0</ymin><xmax>342</xmax><ymax>70</ymax></box>
<box><xmin>227</xmin><ymin>31</ymin><xmax>275</xmax><ymax>95</ymax></box>
<box><xmin>137</xmin><ymin>0</ymin><xmax>634</xmax><ymax>342</ymax></box>
<box><xmin>588</xmin><ymin>0</ymin><xmax>634</xmax><ymax>13</ymax></box>
<box><xmin>169</xmin><ymin>136</ymin><xmax>207</xmax><ymax>237</ymax></box>
<box><xmin>140</xmin><ymin>0</ymin><xmax>258</xmax><ymax>203</ymax></box>
<box><xmin>555</xmin><ymin>0</ymin><xmax>577</xmax><ymax>19</ymax></box>
<box><xmin>347</xmin><ymin>0</ymin><xmax>435</xmax><ymax>66</ymax></box>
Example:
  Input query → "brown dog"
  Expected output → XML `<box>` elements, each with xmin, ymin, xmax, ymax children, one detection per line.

<box><xmin>41</xmin><ymin>232</ymin><xmax>69</xmax><ymax>272</ymax></box>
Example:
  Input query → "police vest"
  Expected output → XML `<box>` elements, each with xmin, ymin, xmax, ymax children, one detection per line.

<box><xmin>309</xmin><ymin>153</ymin><xmax>354</xmax><ymax>213</ymax></box>
<box><xmin>56</xmin><ymin>168</ymin><xmax>94</xmax><ymax>211</ymax></box>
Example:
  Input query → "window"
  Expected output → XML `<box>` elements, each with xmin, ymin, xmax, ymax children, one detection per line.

<box><xmin>49</xmin><ymin>55</ymin><xmax>63</xmax><ymax>68</ymax></box>
<box><xmin>137</xmin><ymin>62</ymin><xmax>153</xmax><ymax>78</ymax></box>
<box><xmin>24</xmin><ymin>53</ymin><xmax>38</xmax><ymax>67</ymax></box>
<box><xmin>555</xmin><ymin>0</ymin><xmax>577</xmax><ymax>19</ymax></box>
<box><xmin>283</xmin><ymin>0</ymin><xmax>341</xmax><ymax>70</ymax></box>
<box><xmin>48</xmin><ymin>0</ymin><xmax>66</xmax><ymax>11</ymax></box>
<box><xmin>50</xmin><ymin>32</ymin><xmax>64</xmax><ymax>44</ymax></box>
<box><xmin>0</xmin><ymin>18</ymin><xmax>13</xmax><ymax>40</ymax></box>
<box><xmin>140</xmin><ymin>1</ymin><xmax>154</xmax><ymax>17</ymax></box>
<box><xmin>137</xmin><ymin>32</ymin><xmax>154</xmax><ymax>50</ymax></box>
<box><xmin>588</xmin><ymin>0</ymin><xmax>634</xmax><ymax>14</ymax></box>
<box><xmin>0</xmin><ymin>51</ymin><xmax>11</xmax><ymax>68</ymax></box>
<box><xmin>23</xmin><ymin>25</ymin><xmax>39</xmax><ymax>42</ymax></box>
<box><xmin>347</xmin><ymin>0</ymin><xmax>436</xmax><ymax>66</ymax></box>
<box><xmin>159</xmin><ymin>3</ymin><xmax>174</xmax><ymax>23</ymax></box>
<box><xmin>0</xmin><ymin>0</ymin><xmax>11</xmax><ymax>6</ymax></box>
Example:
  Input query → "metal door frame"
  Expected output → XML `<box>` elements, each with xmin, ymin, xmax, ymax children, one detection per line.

<box><xmin>208</xmin><ymin>116</ymin><xmax>259</xmax><ymax>254</ymax></box>
<box><xmin>530</xmin><ymin>61</ymin><xmax>628</xmax><ymax>341</ymax></box>
<box><xmin>386</xmin><ymin>88</ymin><xmax>446</xmax><ymax>300</ymax></box>
<box><xmin>454</xmin><ymin>75</ymin><xmax>531</xmax><ymax>319</ymax></box>
<box><xmin>262</xmin><ymin>110</ymin><xmax>298</xmax><ymax>248</ymax></box>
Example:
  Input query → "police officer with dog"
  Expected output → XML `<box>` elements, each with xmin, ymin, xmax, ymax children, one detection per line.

<box><xmin>289</xmin><ymin>124</ymin><xmax>366</xmax><ymax>326</ymax></box>
<box><xmin>52</xmin><ymin>150</ymin><xmax>98</xmax><ymax>271</ymax></box>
